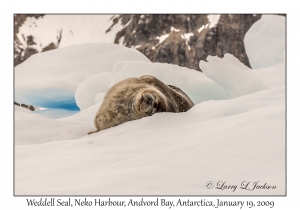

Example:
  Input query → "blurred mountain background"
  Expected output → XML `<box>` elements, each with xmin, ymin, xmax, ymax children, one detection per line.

<box><xmin>14</xmin><ymin>14</ymin><xmax>274</xmax><ymax>71</ymax></box>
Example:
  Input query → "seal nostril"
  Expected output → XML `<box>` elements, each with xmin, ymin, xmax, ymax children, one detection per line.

<box><xmin>145</xmin><ymin>98</ymin><xmax>152</xmax><ymax>105</ymax></box>
<box><xmin>139</xmin><ymin>94</ymin><xmax>154</xmax><ymax>112</ymax></box>
<box><xmin>143</xmin><ymin>94</ymin><xmax>153</xmax><ymax>105</ymax></box>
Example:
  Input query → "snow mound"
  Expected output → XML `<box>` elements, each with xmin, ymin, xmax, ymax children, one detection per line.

<box><xmin>15</xmin><ymin>111</ymin><xmax>91</xmax><ymax>146</ymax></box>
<box><xmin>75</xmin><ymin>60</ymin><xmax>230</xmax><ymax>110</ymax></box>
<box><xmin>14</xmin><ymin>105</ymin><xmax>31</xmax><ymax>112</ymax></box>
<box><xmin>33</xmin><ymin>109</ymin><xmax>80</xmax><ymax>119</ymax></box>
<box><xmin>15</xmin><ymin>43</ymin><xmax>150</xmax><ymax>110</ymax></box>
<box><xmin>200</xmin><ymin>54</ymin><xmax>270</xmax><ymax>98</ymax></box>
<box><xmin>109</xmin><ymin>61</ymin><xmax>230</xmax><ymax>104</ymax></box>
<box><xmin>253</xmin><ymin>63</ymin><xmax>285</xmax><ymax>88</ymax></box>
<box><xmin>72</xmin><ymin>51</ymin><xmax>282</xmax><ymax>111</ymax></box>
<box><xmin>15</xmin><ymin>86</ymin><xmax>285</xmax><ymax>195</ymax></box>
<box><xmin>244</xmin><ymin>15</ymin><xmax>285</xmax><ymax>69</ymax></box>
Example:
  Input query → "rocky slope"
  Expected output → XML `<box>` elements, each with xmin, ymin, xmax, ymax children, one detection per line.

<box><xmin>14</xmin><ymin>14</ymin><xmax>262</xmax><ymax>71</ymax></box>
<box><xmin>114</xmin><ymin>14</ymin><xmax>262</xmax><ymax>71</ymax></box>
<box><xmin>14</xmin><ymin>14</ymin><xmax>62</xmax><ymax>66</ymax></box>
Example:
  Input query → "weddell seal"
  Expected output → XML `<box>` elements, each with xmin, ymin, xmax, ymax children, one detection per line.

<box><xmin>88</xmin><ymin>75</ymin><xmax>194</xmax><ymax>135</ymax></box>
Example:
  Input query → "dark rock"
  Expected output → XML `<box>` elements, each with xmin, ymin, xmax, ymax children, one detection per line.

<box><xmin>28</xmin><ymin>105</ymin><xmax>35</xmax><ymax>111</ymax></box>
<box><xmin>16</xmin><ymin>103</ymin><xmax>35</xmax><ymax>111</ymax></box>
<box><xmin>42</xmin><ymin>42</ymin><xmax>57</xmax><ymax>52</ymax></box>
<box><xmin>116</xmin><ymin>14</ymin><xmax>262</xmax><ymax>71</ymax></box>
<box><xmin>21</xmin><ymin>104</ymin><xmax>28</xmax><ymax>109</ymax></box>
<box><xmin>26</xmin><ymin>35</ymin><xmax>36</xmax><ymax>46</ymax></box>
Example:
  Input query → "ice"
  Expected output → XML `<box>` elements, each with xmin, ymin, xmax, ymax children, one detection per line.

<box><xmin>75</xmin><ymin>60</ymin><xmax>230</xmax><ymax>110</ymax></box>
<box><xmin>75</xmin><ymin>72</ymin><xmax>110</xmax><ymax>110</ymax></box>
<box><xmin>244</xmin><ymin>15</ymin><xmax>285</xmax><ymax>69</ymax></box>
<box><xmin>42</xmin><ymin>45</ymin><xmax>283</xmax><ymax>113</ymax></box>
<box><xmin>110</xmin><ymin>61</ymin><xmax>230</xmax><ymax>104</ymax></box>
<box><xmin>15</xmin><ymin>43</ymin><xmax>150</xmax><ymax>110</ymax></box>
<box><xmin>200</xmin><ymin>54</ymin><xmax>270</xmax><ymax>98</ymax></box>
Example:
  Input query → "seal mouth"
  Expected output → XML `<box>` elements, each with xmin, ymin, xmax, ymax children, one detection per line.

<box><xmin>148</xmin><ymin>108</ymin><xmax>157</xmax><ymax>116</ymax></box>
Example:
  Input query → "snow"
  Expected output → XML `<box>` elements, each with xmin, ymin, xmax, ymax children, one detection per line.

<box><xmin>207</xmin><ymin>15</ymin><xmax>220</xmax><ymax>28</ymax></box>
<box><xmin>17</xmin><ymin>15</ymin><xmax>123</xmax><ymax>52</ymax></box>
<box><xmin>17</xmin><ymin>16</ymin><xmax>61</xmax><ymax>52</ymax></box>
<box><xmin>156</xmin><ymin>34</ymin><xmax>170</xmax><ymax>44</ymax></box>
<box><xmin>15</xmin><ymin>15</ymin><xmax>285</xmax><ymax>195</ymax></box>
<box><xmin>200</xmin><ymin>54</ymin><xmax>270</xmax><ymax>98</ymax></box>
<box><xmin>14</xmin><ymin>105</ymin><xmax>31</xmax><ymax>112</ymax></box>
<box><xmin>253</xmin><ymin>62</ymin><xmax>285</xmax><ymax>88</ymax></box>
<box><xmin>15</xmin><ymin>43</ymin><xmax>150</xmax><ymax>110</ymax></box>
<box><xmin>181</xmin><ymin>33</ymin><xmax>194</xmax><ymax>40</ymax></box>
<box><xmin>171</xmin><ymin>26</ymin><xmax>180</xmax><ymax>32</ymax></box>
<box><xmin>181</xmin><ymin>33</ymin><xmax>194</xmax><ymax>49</ymax></box>
<box><xmin>197</xmin><ymin>24</ymin><xmax>205</xmax><ymax>33</ymax></box>
<box><xmin>244</xmin><ymin>15</ymin><xmax>285</xmax><ymax>69</ymax></box>
<box><xmin>33</xmin><ymin>109</ymin><xmax>80</xmax><ymax>119</ymax></box>
<box><xmin>15</xmin><ymin>110</ymin><xmax>91</xmax><ymax>146</ymax></box>
<box><xmin>118</xmin><ymin>36</ymin><xmax>124</xmax><ymax>45</ymax></box>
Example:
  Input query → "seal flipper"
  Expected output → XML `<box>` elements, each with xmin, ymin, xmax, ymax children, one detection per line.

<box><xmin>87</xmin><ymin>130</ymin><xmax>100</xmax><ymax>135</ymax></box>
<box><xmin>167</xmin><ymin>84</ymin><xmax>194</xmax><ymax>112</ymax></box>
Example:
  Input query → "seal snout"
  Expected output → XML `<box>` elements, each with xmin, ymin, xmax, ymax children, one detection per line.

<box><xmin>139</xmin><ymin>93</ymin><xmax>156</xmax><ymax>115</ymax></box>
